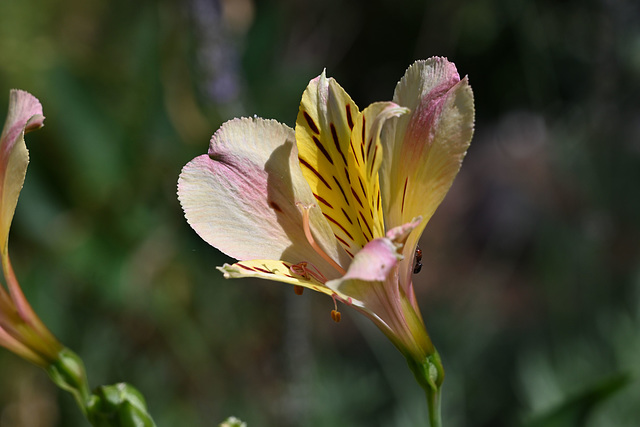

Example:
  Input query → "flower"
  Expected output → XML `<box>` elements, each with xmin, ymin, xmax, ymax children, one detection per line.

<box><xmin>178</xmin><ymin>57</ymin><xmax>474</xmax><ymax>377</ymax></box>
<box><xmin>0</xmin><ymin>89</ymin><xmax>62</xmax><ymax>367</ymax></box>
<box><xmin>0</xmin><ymin>90</ymin><xmax>155</xmax><ymax>426</ymax></box>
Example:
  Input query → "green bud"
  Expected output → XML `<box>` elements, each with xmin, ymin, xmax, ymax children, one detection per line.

<box><xmin>46</xmin><ymin>348</ymin><xmax>91</xmax><ymax>409</ymax></box>
<box><xmin>87</xmin><ymin>383</ymin><xmax>156</xmax><ymax>427</ymax></box>
<box><xmin>219</xmin><ymin>416</ymin><xmax>247</xmax><ymax>427</ymax></box>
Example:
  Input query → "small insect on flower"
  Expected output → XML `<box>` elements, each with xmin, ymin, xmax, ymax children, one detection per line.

<box><xmin>413</xmin><ymin>245</ymin><xmax>423</xmax><ymax>274</ymax></box>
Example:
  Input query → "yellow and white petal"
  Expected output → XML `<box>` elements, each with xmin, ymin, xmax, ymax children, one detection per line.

<box><xmin>380</xmin><ymin>58</ymin><xmax>474</xmax><ymax>277</ymax></box>
<box><xmin>178</xmin><ymin>117</ymin><xmax>350</xmax><ymax>277</ymax></box>
<box><xmin>219</xmin><ymin>259</ymin><xmax>348</xmax><ymax>299</ymax></box>
<box><xmin>296</xmin><ymin>72</ymin><xmax>406</xmax><ymax>257</ymax></box>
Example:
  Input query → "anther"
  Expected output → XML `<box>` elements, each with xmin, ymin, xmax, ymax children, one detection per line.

<box><xmin>290</xmin><ymin>262</ymin><xmax>327</xmax><ymax>283</ymax></box>
<box><xmin>294</xmin><ymin>285</ymin><xmax>304</xmax><ymax>295</ymax></box>
<box><xmin>330</xmin><ymin>293</ymin><xmax>341</xmax><ymax>322</ymax></box>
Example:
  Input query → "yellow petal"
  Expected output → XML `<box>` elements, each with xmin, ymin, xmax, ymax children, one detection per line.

<box><xmin>296</xmin><ymin>72</ymin><xmax>406</xmax><ymax>257</ymax></box>
<box><xmin>218</xmin><ymin>259</ymin><xmax>348</xmax><ymax>299</ymax></box>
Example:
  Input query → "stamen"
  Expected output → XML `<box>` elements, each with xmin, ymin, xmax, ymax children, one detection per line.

<box><xmin>293</xmin><ymin>285</ymin><xmax>304</xmax><ymax>295</ymax></box>
<box><xmin>290</xmin><ymin>262</ymin><xmax>327</xmax><ymax>283</ymax></box>
<box><xmin>330</xmin><ymin>294</ymin><xmax>341</xmax><ymax>322</ymax></box>
<box><xmin>297</xmin><ymin>203</ymin><xmax>347</xmax><ymax>275</ymax></box>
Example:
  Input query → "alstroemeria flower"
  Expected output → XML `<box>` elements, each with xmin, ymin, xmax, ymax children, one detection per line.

<box><xmin>0</xmin><ymin>90</ymin><xmax>62</xmax><ymax>367</ymax></box>
<box><xmin>178</xmin><ymin>58</ymin><xmax>474</xmax><ymax>372</ymax></box>
<box><xmin>0</xmin><ymin>90</ymin><xmax>151</xmax><ymax>426</ymax></box>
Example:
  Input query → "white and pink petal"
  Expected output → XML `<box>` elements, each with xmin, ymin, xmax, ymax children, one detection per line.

<box><xmin>325</xmin><ymin>219</ymin><xmax>420</xmax><ymax>316</ymax></box>
<box><xmin>0</xmin><ymin>90</ymin><xmax>45</xmax><ymax>255</ymax></box>
<box><xmin>379</xmin><ymin>57</ymin><xmax>474</xmax><ymax>283</ymax></box>
<box><xmin>178</xmin><ymin>117</ymin><xmax>350</xmax><ymax>278</ymax></box>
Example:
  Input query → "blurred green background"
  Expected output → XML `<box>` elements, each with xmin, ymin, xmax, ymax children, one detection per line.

<box><xmin>1</xmin><ymin>0</ymin><xmax>639</xmax><ymax>425</ymax></box>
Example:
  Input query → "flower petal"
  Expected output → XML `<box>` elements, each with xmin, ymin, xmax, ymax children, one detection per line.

<box><xmin>325</xmin><ymin>219</ymin><xmax>431</xmax><ymax>359</ymax></box>
<box><xmin>326</xmin><ymin>219</ymin><xmax>420</xmax><ymax>301</ymax></box>
<box><xmin>218</xmin><ymin>259</ymin><xmax>347</xmax><ymax>299</ymax></box>
<box><xmin>380</xmin><ymin>58</ymin><xmax>474</xmax><ymax>278</ymax></box>
<box><xmin>0</xmin><ymin>90</ymin><xmax>44</xmax><ymax>254</ymax></box>
<box><xmin>178</xmin><ymin>117</ymin><xmax>349</xmax><ymax>276</ymax></box>
<box><xmin>296</xmin><ymin>71</ymin><xmax>406</xmax><ymax>257</ymax></box>
<box><xmin>0</xmin><ymin>325</ymin><xmax>47</xmax><ymax>366</ymax></box>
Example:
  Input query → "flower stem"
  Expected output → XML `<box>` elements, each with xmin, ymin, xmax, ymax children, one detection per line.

<box><xmin>425</xmin><ymin>386</ymin><xmax>442</xmax><ymax>427</ymax></box>
<box><xmin>405</xmin><ymin>351</ymin><xmax>444</xmax><ymax>427</ymax></box>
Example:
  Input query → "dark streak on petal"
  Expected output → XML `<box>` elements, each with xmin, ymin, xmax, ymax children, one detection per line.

<box><xmin>254</xmin><ymin>267</ymin><xmax>274</xmax><ymax>274</ymax></box>
<box><xmin>351</xmin><ymin>186</ymin><xmax>364</xmax><ymax>208</ymax></box>
<box><xmin>350</xmin><ymin>138</ymin><xmax>360</xmax><ymax>167</ymax></box>
<box><xmin>345</xmin><ymin>104</ymin><xmax>354</xmax><ymax>130</ymax></box>
<box><xmin>313</xmin><ymin>193</ymin><xmax>333</xmax><ymax>209</ymax></box>
<box><xmin>269</xmin><ymin>201</ymin><xmax>283</xmax><ymax>213</ymax></box>
<box><xmin>370</xmin><ymin>145</ymin><xmax>379</xmax><ymax>177</ymax></box>
<box><xmin>376</xmin><ymin>189</ymin><xmax>381</xmax><ymax>211</ymax></box>
<box><xmin>401</xmin><ymin>177</ymin><xmax>408</xmax><ymax>214</ymax></box>
<box><xmin>366</xmin><ymin>137</ymin><xmax>374</xmax><ymax>160</ymax></box>
<box><xmin>323</xmin><ymin>213</ymin><xmax>354</xmax><ymax>240</ymax></box>
<box><xmin>299</xmin><ymin>156</ymin><xmax>332</xmax><ymax>190</ymax></box>
<box><xmin>358</xmin><ymin>176</ymin><xmax>367</xmax><ymax>199</ymax></box>
<box><xmin>304</xmin><ymin>111</ymin><xmax>320</xmax><ymax>134</ymax></box>
<box><xmin>334</xmin><ymin>233</ymin><xmax>350</xmax><ymax>247</ymax></box>
<box><xmin>237</xmin><ymin>263</ymin><xmax>255</xmax><ymax>272</ymax></box>
<box><xmin>341</xmin><ymin>207</ymin><xmax>353</xmax><ymax>224</ymax></box>
<box><xmin>330</xmin><ymin>123</ymin><xmax>348</xmax><ymax>165</ymax></box>
<box><xmin>312</xmin><ymin>135</ymin><xmax>334</xmax><ymax>165</ymax></box>
<box><xmin>333</xmin><ymin>176</ymin><xmax>349</xmax><ymax>205</ymax></box>
<box><xmin>345</xmin><ymin>248</ymin><xmax>354</xmax><ymax>258</ymax></box>
<box><xmin>361</xmin><ymin>116</ymin><xmax>366</xmax><ymax>146</ymax></box>
<box><xmin>356</xmin><ymin>216</ymin><xmax>371</xmax><ymax>242</ymax></box>
<box><xmin>360</xmin><ymin>141</ymin><xmax>365</xmax><ymax>164</ymax></box>
<box><xmin>358</xmin><ymin>211</ymin><xmax>373</xmax><ymax>240</ymax></box>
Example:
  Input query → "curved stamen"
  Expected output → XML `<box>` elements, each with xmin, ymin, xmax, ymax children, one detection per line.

<box><xmin>290</xmin><ymin>262</ymin><xmax>327</xmax><ymax>283</ymax></box>
<box><xmin>297</xmin><ymin>203</ymin><xmax>347</xmax><ymax>275</ymax></box>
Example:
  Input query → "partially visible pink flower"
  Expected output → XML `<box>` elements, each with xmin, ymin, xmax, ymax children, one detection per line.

<box><xmin>0</xmin><ymin>90</ymin><xmax>62</xmax><ymax>367</ymax></box>
<box><xmin>178</xmin><ymin>58</ymin><xmax>474</xmax><ymax>371</ymax></box>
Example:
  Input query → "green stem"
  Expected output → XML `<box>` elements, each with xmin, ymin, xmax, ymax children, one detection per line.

<box><xmin>426</xmin><ymin>386</ymin><xmax>442</xmax><ymax>427</ymax></box>
<box><xmin>405</xmin><ymin>351</ymin><xmax>444</xmax><ymax>427</ymax></box>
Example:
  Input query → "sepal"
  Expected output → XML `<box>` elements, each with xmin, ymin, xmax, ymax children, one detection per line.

<box><xmin>86</xmin><ymin>383</ymin><xmax>157</xmax><ymax>427</ymax></box>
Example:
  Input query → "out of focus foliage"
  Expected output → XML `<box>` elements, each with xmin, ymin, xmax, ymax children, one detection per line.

<box><xmin>1</xmin><ymin>0</ymin><xmax>639</xmax><ymax>426</ymax></box>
